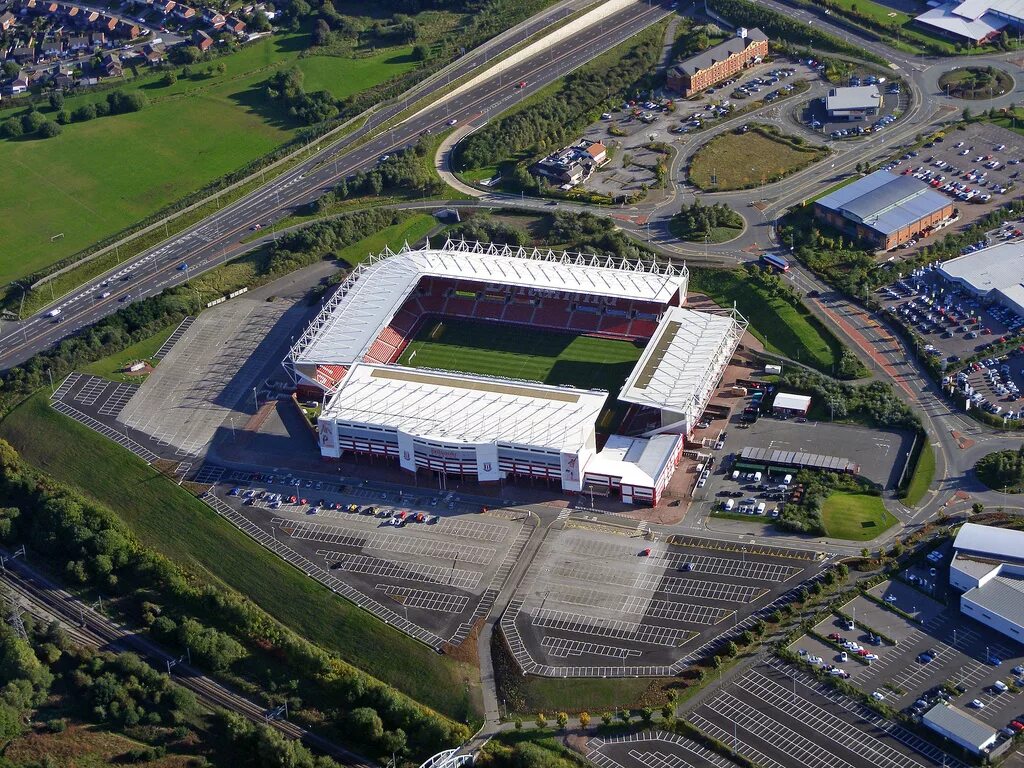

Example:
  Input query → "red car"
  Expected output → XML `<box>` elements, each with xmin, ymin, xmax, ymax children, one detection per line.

<box><xmin>1010</xmin><ymin>721</ymin><xmax>1024</xmax><ymax>731</ymax></box>
<box><xmin>516</xmin><ymin>80</ymin><xmax>527</xmax><ymax>88</ymax></box>
<box><xmin>828</xmin><ymin>633</ymin><xmax>842</xmax><ymax>641</ymax></box>
<box><xmin>857</xmin><ymin>649</ymin><xmax>870</xmax><ymax>656</ymax></box>
<box><xmin>640</xmin><ymin>548</ymin><xmax>652</xmax><ymax>557</ymax></box>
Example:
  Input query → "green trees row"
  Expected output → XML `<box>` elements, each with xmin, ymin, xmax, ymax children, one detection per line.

<box><xmin>0</xmin><ymin>437</ymin><xmax>466</xmax><ymax>760</ymax></box>
<box><xmin>0</xmin><ymin>89</ymin><xmax>146</xmax><ymax>141</ymax></box>
<box><xmin>975</xmin><ymin>446</ymin><xmax>1024</xmax><ymax>491</ymax></box>
<box><xmin>672</xmin><ymin>200</ymin><xmax>743</xmax><ymax>241</ymax></box>
<box><xmin>309</xmin><ymin>141</ymin><xmax>446</xmax><ymax>210</ymax></box>
<box><xmin>455</xmin><ymin>25</ymin><xmax>662</xmax><ymax>170</ymax></box>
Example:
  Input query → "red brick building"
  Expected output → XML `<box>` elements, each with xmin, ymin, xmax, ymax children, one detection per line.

<box><xmin>667</xmin><ymin>28</ymin><xmax>768</xmax><ymax>97</ymax></box>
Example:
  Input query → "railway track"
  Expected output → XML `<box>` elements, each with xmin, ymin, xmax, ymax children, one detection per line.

<box><xmin>1</xmin><ymin>560</ymin><xmax>374</xmax><ymax>767</ymax></box>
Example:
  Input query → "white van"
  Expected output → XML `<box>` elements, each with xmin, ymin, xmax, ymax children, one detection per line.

<box><xmin>754</xmin><ymin>471</ymin><xmax>762</xmax><ymax>482</ymax></box>
<box><xmin>46</xmin><ymin>308</ymin><xmax>61</xmax><ymax>318</ymax></box>
<box><xmin>756</xmin><ymin>502</ymin><xmax>766</xmax><ymax>515</ymax></box>
<box><xmin>783</xmin><ymin>474</ymin><xmax>793</xmax><ymax>485</ymax></box>
<box><xmin>731</xmin><ymin>470</ymin><xmax>739</xmax><ymax>480</ymax></box>
<box><xmin>724</xmin><ymin>499</ymin><xmax>735</xmax><ymax>511</ymax></box>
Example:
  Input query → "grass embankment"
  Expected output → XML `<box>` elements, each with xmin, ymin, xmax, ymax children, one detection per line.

<box><xmin>688</xmin><ymin>127</ymin><xmax>827</xmax><ymax>192</ymax></box>
<box><xmin>508</xmin><ymin>677</ymin><xmax>654</xmax><ymax>717</ymax></box>
<box><xmin>0</xmin><ymin>32</ymin><xmax>417</xmax><ymax>285</ymax></box>
<box><xmin>335</xmin><ymin>214</ymin><xmax>439</xmax><ymax>265</ymax></box>
<box><xmin>821</xmin><ymin>492</ymin><xmax>898</xmax><ymax>540</ymax></box>
<box><xmin>80</xmin><ymin>324</ymin><xmax>177</xmax><ymax>382</ymax></box>
<box><xmin>901</xmin><ymin>439</ymin><xmax>935</xmax><ymax>506</ymax></box>
<box><xmin>690</xmin><ymin>268</ymin><xmax>845</xmax><ymax>375</ymax></box>
<box><xmin>0</xmin><ymin>392</ymin><xmax>478</xmax><ymax>720</ymax></box>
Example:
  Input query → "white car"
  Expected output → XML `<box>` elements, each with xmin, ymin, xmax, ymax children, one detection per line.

<box><xmin>864</xmin><ymin>653</ymin><xmax>879</xmax><ymax>661</ymax></box>
<box><xmin>872</xmin><ymin>691</ymin><xmax>886</xmax><ymax>701</ymax></box>
<box><xmin>447</xmin><ymin>118</ymin><xmax>458</xmax><ymax>126</ymax></box>
<box><xmin>971</xmin><ymin>699</ymin><xmax>985</xmax><ymax>709</ymax></box>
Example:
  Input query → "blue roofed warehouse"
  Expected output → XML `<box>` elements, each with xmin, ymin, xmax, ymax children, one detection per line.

<box><xmin>813</xmin><ymin>169</ymin><xmax>956</xmax><ymax>251</ymax></box>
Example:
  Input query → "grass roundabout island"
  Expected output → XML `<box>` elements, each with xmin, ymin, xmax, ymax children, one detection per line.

<box><xmin>687</xmin><ymin>123</ymin><xmax>828</xmax><ymax>192</ymax></box>
<box><xmin>670</xmin><ymin>200</ymin><xmax>745</xmax><ymax>243</ymax></box>
<box><xmin>975</xmin><ymin>446</ymin><xmax>1024</xmax><ymax>493</ymax></box>
<box><xmin>938</xmin><ymin>66</ymin><xmax>1013</xmax><ymax>100</ymax></box>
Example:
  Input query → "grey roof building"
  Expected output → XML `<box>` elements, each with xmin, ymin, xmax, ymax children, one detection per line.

<box><xmin>949</xmin><ymin>523</ymin><xmax>1024</xmax><ymax>646</ymax></box>
<box><xmin>923</xmin><ymin>703</ymin><xmax>999</xmax><ymax>754</ymax></box>
<box><xmin>938</xmin><ymin>241</ymin><xmax>1024</xmax><ymax>315</ymax></box>
<box><xmin>825</xmin><ymin>85</ymin><xmax>882</xmax><ymax>115</ymax></box>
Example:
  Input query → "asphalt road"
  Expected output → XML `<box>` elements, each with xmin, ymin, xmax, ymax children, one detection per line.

<box><xmin>0</xmin><ymin>0</ymin><xmax>670</xmax><ymax>370</ymax></box>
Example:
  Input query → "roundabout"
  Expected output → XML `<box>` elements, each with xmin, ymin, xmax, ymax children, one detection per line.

<box><xmin>938</xmin><ymin>65</ymin><xmax>1014</xmax><ymax>100</ymax></box>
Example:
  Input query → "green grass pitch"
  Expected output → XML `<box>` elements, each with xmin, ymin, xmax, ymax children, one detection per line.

<box><xmin>397</xmin><ymin>318</ymin><xmax>645</xmax><ymax>397</ymax></box>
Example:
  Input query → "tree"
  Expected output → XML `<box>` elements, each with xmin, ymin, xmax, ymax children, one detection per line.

<box><xmin>72</xmin><ymin>103</ymin><xmax>97</xmax><ymax>122</ymax></box>
<box><xmin>579</xmin><ymin>711</ymin><xmax>591</xmax><ymax>729</ymax></box>
<box><xmin>639</xmin><ymin>707</ymin><xmax>654</xmax><ymax>726</ymax></box>
<box><xmin>21</xmin><ymin>111</ymin><xmax>45</xmax><ymax>134</ymax></box>
<box><xmin>48</xmin><ymin>92</ymin><xmax>64</xmax><ymax>110</ymax></box>
<box><xmin>413</xmin><ymin>43</ymin><xmax>432</xmax><ymax>61</ymax></box>
<box><xmin>312</xmin><ymin>18</ymin><xmax>331</xmax><ymax>46</ymax></box>
<box><xmin>216</xmin><ymin>62</ymin><xmax>226</xmax><ymax>75</ymax></box>
<box><xmin>601</xmin><ymin>712</ymin><xmax>613</xmax><ymax>726</ymax></box>
<box><xmin>1</xmin><ymin>61</ymin><xmax>19</xmax><ymax>79</ymax></box>
<box><xmin>348</xmin><ymin>707</ymin><xmax>384</xmax><ymax>743</ymax></box>
<box><xmin>535</xmin><ymin>712</ymin><xmax>547</xmax><ymax>728</ymax></box>
<box><xmin>38</xmin><ymin>121</ymin><xmax>61</xmax><ymax>139</ymax></box>
<box><xmin>1</xmin><ymin>118</ymin><xmax>23</xmax><ymax>139</ymax></box>
<box><xmin>963</xmin><ymin>106</ymin><xmax>972</xmax><ymax>121</ymax></box>
<box><xmin>661</xmin><ymin>703</ymin><xmax>674</xmax><ymax>721</ymax></box>
<box><xmin>616</xmin><ymin>709</ymin><xmax>630</xmax><ymax>725</ymax></box>
<box><xmin>162</xmin><ymin>71</ymin><xmax>177</xmax><ymax>86</ymax></box>
<box><xmin>556</xmin><ymin>711</ymin><xmax>568</xmax><ymax>729</ymax></box>
<box><xmin>971</xmin><ymin>502</ymin><xmax>984</xmax><ymax>514</ymax></box>
<box><xmin>722</xmin><ymin>640</ymin><xmax>739</xmax><ymax>658</ymax></box>
<box><xmin>711</xmin><ymin>654</ymin><xmax>722</xmax><ymax>669</ymax></box>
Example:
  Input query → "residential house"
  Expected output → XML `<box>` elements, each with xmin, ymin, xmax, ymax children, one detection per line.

<box><xmin>174</xmin><ymin>4</ymin><xmax>195</xmax><ymax>20</ymax></box>
<box><xmin>531</xmin><ymin>139</ymin><xmax>609</xmax><ymax>188</ymax></box>
<box><xmin>67</xmin><ymin>34</ymin><xmax>89</xmax><ymax>51</ymax></box>
<box><xmin>115</xmin><ymin>20</ymin><xmax>140</xmax><ymax>37</ymax></box>
<box><xmin>192</xmin><ymin>28</ymin><xmax>212</xmax><ymax>49</ymax></box>
<box><xmin>62</xmin><ymin>4</ymin><xmax>78</xmax><ymax>19</ymax></box>
<box><xmin>10</xmin><ymin>45</ymin><xmax>35</xmax><ymax>63</ymax></box>
<box><xmin>90</xmin><ymin>31</ymin><xmax>105</xmax><ymax>46</ymax></box>
<box><xmin>99</xmin><ymin>15</ymin><xmax>117</xmax><ymax>31</ymax></box>
<box><xmin>223</xmin><ymin>15</ymin><xmax>244</xmax><ymax>33</ymax></box>
<box><xmin>203</xmin><ymin>8</ymin><xmax>224</xmax><ymax>28</ymax></box>
<box><xmin>153</xmin><ymin>0</ymin><xmax>175</xmax><ymax>15</ymax></box>
<box><xmin>54</xmin><ymin>71</ymin><xmax>73</xmax><ymax>87</ymax></box>
<box><xmin>0</xmin><ymin>10</ymin><xmax>16</xmax><ymax>29</ymax></box>
<box><xmin>140</xmin><ymin>40</ymin><xmax>164</xmax><ymax>64</ymax></box>
<box><xmin>101</xmin><ymin>51</ymin><xmax>121</xmax><ymax>76</ymax></box>
<box><xmin>83</xmin><ymin>9</ymin><xmax>98</xmax><ymax>24</ymax></box>
<box><xmin>23</xmin><ymin>0</ymin><xmax>37</xmax><ymax>12</ymax></box>
<box><xmin>9</xmin><ymin>70</ymin><xmax>29</xmax><ymax>92</ymax></box>
<box><xmin>39</xmin><ymin>37</ymin><xmax>62</xmax><ymax>57</ymax></box>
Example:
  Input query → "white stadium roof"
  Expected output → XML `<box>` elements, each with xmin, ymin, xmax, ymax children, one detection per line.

<box><xmin>954</xmin><ymin>522</ymin><xmax>1024</xmax><ymax>563</ymax></box>
<box><xmin>290</xmin><ymin>239</ymin><xmax>688</xmax><ymax>369</ymax></box>
<box><xmin>321</xmin><ymin>364</ymin><xmax>608</xmax><ymax>452</ymax></box>
<box><xmin>618</xmin><ymin>305</ymin><xmax>746</xmax><ymax>420</ymax></box>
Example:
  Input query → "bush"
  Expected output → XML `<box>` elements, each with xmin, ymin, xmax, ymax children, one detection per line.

<box><xmin>0</xmin><ymin>118</ymin><xmax>23</xmax><ymax>139</ymax></box>
<box><xmin>21</xmin><ymin>111</ymin><xmax>46</xmax><ymax>134</ymax></box>
<box><xmin>72</xmin><ymin>103</ymin><xmax>98</xmax><ymax>123</ymax></box>
<box><xmin>38</xmin><ymin>121</ymin><xmax>62</xmax><ymax>139</ymax></box>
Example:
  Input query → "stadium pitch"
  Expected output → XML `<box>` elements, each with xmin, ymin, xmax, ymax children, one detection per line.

<box><xmin>397</xmin><ymin>319</ymin><xmax>645</xmax><ymax>397</ymax></box>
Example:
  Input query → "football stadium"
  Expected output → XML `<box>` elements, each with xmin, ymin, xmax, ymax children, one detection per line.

<box><xmin>284</xmin><ymin>240</ymin><xmax>746</xmax><ymax>505</ymax></box>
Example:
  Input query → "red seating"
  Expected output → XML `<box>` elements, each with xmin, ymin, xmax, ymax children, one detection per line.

<box><xmin>365</xmin><ymin>339</ymin><xmax>397</xmax><ymax>364</ymax></box>
<box><xmin>315</xmin><ymin>364</ymin><xmax>347</xmax><ymax>388</ymax></box>
<box><xmin>474</xmin><ymin>301</ymin><xmax>504</xmax><ymax>320</ymax></box>
<box><xmin>502</xmin><ymin>303</ymin><xmax>535</xmax><ymax>324</ymax></box>
<box><xmin>569</xmin><ymin>310</ymin><xmax>601</xmax><ymax>332</ymax></box>
<box><xmin>379</xmin><ymin>326</ymin><xmax>406</xmax><ymax>347</ymax></box>
<box><xmin>598</xmin><ymin>314</ymin><xmax>632</xmax><ymax>336</ymax></box>
<box><xmin>630</xmin><ymin>318</ymin><xmax>659</xmax><ymax>338</ymax></box>
<box><xmin>533</xmin><ymin>302</ymin><xmax>570</xmax><ymax>328</ymax></box>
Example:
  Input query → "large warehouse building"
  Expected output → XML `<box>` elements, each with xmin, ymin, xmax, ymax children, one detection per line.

<box><xmin>949</xmin><ymin>523</ymin><xmax>1024</xmax><ymax>644</ymax></box>
<box><xmin>938</xmin><ymin>241</ymin><xmax>1024</xmax><ymax>315</ymax></box>
<box><xmin>286</xmin><ymin>240</ymin><xmax>746</xmax><ymax>504</ymax></box>
<box><xmin>914</xmin><ymin>0</ymin><xmax>1013</xmax><ymax>44</ymax></box>
<box><xmin>813</xmin><ymin>170</ymin><xmax>955</xmax><ymax>250</ymax></box>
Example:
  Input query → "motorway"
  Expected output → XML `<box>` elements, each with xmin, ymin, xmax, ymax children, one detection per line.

<box><xmin>0</xmin><ymin>546</ymin><xmax>374</xmax><ymax>767</ymax></box>
<box><xmin>0</xmin><ymin>0</ymin><xmax>670</xmax><ymax>370</ymax></box>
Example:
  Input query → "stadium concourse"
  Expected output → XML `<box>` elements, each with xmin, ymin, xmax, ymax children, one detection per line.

<box><xmin>284</xmin><ymin>240</ymin><xmax>747</xmax><ymax>506</ymax></box>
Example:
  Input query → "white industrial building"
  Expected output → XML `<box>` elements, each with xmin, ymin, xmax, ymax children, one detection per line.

<box><xmin>922</xmin><ymin>703</ymin><xmax>999</xmax><ymax>755</ymax></box>
<box><xmin>286</xmin><ymin>241</ymin><xmax>746</xmax><ymax>503</ymax></box>
<box><xmin>938</xmin><ymin>241</ymin><xmax>1024</xmax><ymax>316</ymax></box>
<box><xmin>824</xmin><ymin>85</ymin><xmax>882</xmax><ymax>120</ymax></box>
<box><xmin>949</xmin><ymin>522</ymin><xmax>1024</xmax><ymax>643</ymax></box>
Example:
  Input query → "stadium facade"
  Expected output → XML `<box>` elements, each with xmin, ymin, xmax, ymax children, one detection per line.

<box><xmin>284</xmin><ymin>240</ymin><xmax>746</xmax><ymax>504</ymax></box>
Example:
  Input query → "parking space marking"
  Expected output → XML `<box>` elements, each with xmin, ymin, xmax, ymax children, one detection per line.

<box><xmin>703</xmin><ymin>691</ymin><xmax>856</xmax><ymax>768</ymax></box>
<box><xmin>374</xmin><ymin>584</ymin><xmax>469</xmax><ymax>614</ymax></box>
<box><xmin>548</xmin><ymin>562</ymin><xmax>768</xmax><ymax>603</ymax></box>
<box><xmin>622</xmin><ymin>596</ymin><xmax>730</xmax><ymax>625</ymax></box>
<box><xmin>279</xmin><ymin>519</ymin><xmax>496</xmax><ymax>565</ymax></box>
<box><xmin>533</xmin><ymin>608</ymin><xmax>691</xmax><ymax>647</ymax></box>
<box><xmin>434</xmin><ymin>517</ymin><xmax>509</xmax><ymax>542</ymax></box>
<box><xmin>98</xmin><ymin>382</ymin><xmax>138</xmax><ymax>416</ymax></box>
<box><xmin>540</xmin><ymin>636</ymin><xmax>642</xmax><ymax>659</ymax></box>
<box><xmin>321</xmin><ymin>551</ymin><xmax>481</xmax><ymax>590</ymax></box>
<box><xmin>739</xmin><ymin>670</ymin><xmax>928</xmax><ymax>768</ymax></box>
<box><xmin>152</xmin><ymin>316</ymin><xmax>194</xmax><ymax>361</ymax></box>
<box><xmin>51</xmin><ymin>373</ymin><xmax>81</xmax><ymax>401</ymax></box>
<box><xmin>589</xmin><ymin>732</ymin><xmax>739</xmax><ymax>768</ymax></box>
<box><xmin>193</xmin><ymin>463</ymin><xmax>225</xmax><ymax>485</ymax></box>
<box><xmin>73</xmin><ymin>377</ymin><xmax>108</xmax><ymax>406</ymax></box>
<box><xmin>687</xmin><ymin>713</ymin><xmax>787</xmax><ymax>768</ymax></box>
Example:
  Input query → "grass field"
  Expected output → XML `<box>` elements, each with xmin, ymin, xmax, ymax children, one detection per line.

<box><xmin>901</xmin><ymin>439</ymin><xmax>935</xmax><ymax>506</ymax></box>
<box><xmin>821</xmin><ymin>492</ymin><xmax>898</xmax><ymax>540</ymax></box>
<box><xmin>688</xmin><ymin>128</ymin><xmax>827</xmax><ymax>191</ymax></box>
<box><xmin>0</xmin><ymin>392</ymin><xmax>477</xmax><ymax>720</ymax></box>
<box><xmin>398</xmin><ymin>319</ymin><xmax>645</xmax><ymax>396</ymax></box>
<box><xmin>0</xmin><ymin>33</ymin><xmax>419</xmax><ymax>285</ymax></box>
<box><xmin>689</xmin><ymin>268</ymin><xmax>845</xmax><ymax>375</ymax></box>
<box><xmin>80</xmin><ymin>324</ymin><xmax>177</xmax><ymax>382</ymax></box>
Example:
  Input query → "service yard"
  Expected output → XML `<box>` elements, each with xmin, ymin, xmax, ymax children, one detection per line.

<box><xmin>501</xmin><ymin>526</ymin><xmax>817</xmax><ymax>676</ymax></box>
<box><xmin>210</xmin><ymin>475</ymin><xmax>529</xmax><ymax>648</ymax></box>
<box><xmin>688</xmin><ymin>660</ymin><xmax>966</xmax><ymax>768</ymax></box>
